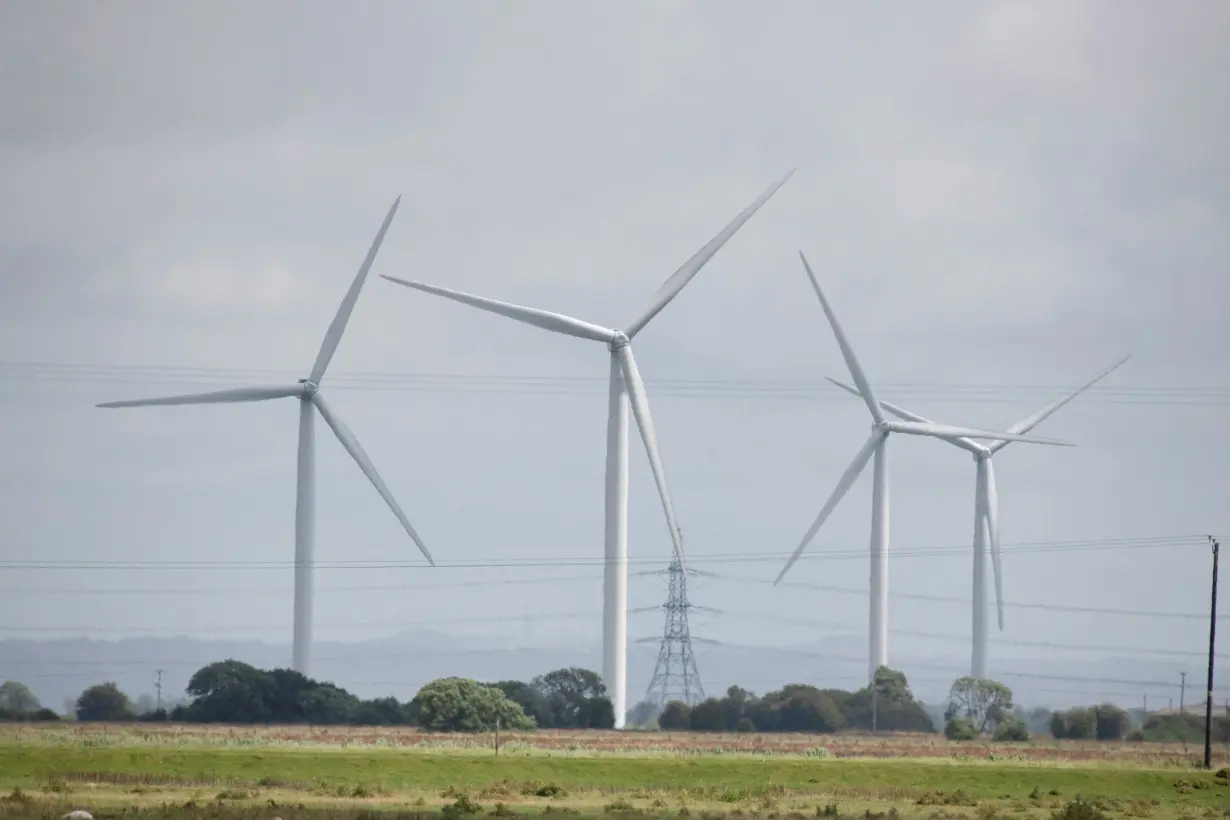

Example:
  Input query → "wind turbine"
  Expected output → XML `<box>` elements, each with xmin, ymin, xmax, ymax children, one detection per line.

<box><xmin>774</xmin><ymin>252</ymin><xmax>1077</xmax><ymax>682</ymax></box>
<box><xmin>95</xmin><ymin>197</ymin><xmax>433</xmax><ymax>676</ymax></box>
<box><xmin>827</xmin><ymin>354</ymin><xmax>1130</xmax><ymax>679</ymax></box>
<box><xmin>382</xmin><ymin>171</ymin><xmax>795</xmax><ymax>727</ymax></box>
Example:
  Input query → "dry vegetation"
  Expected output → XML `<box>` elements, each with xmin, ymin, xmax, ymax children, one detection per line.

<box><xmin>4</xmin><ymin>721</ymin><xmax>1222</xmax><ymax>766</ymax></box>
<box><xmin>3</xmin><ymin>722</ymin><xmax>1229</xmax><ymax>819</ymax></box>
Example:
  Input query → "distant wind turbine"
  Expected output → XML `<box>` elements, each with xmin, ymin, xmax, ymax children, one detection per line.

<box><xmin>827</xmin><ymin>354</ymin><xmax>1130</xmax><ymax>679</ymax></box>
<box><xmin>381</xmin><ymin>171</ymin><xmax>795</xmax><ymax>727</ymax></box>
<box><xmin>96</xmin><ymin>197</ymin><xmax>433</xmax><ymax>676</ymax></box>
<box><xmin>774</xmin><ymin>252</ymin><xmax>1076</xmax><ymax>682</ymax></box>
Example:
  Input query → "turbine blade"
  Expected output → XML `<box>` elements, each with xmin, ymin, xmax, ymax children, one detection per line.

<box><xmin>311</xmin><ymin>392</ymin><xmax>434</xmax><ymax>565</ymax></box>
<box><xmin>381</xmin><ymin>276</ymin><xmax>616</xmax><ymax>344</ymax></box>
<box><xmin>984</xmin><ymin>457</ymin><xmax>1004</xmax><ymax>631</ymax></box>
<box><xmin>886</xmin><ymin>420</ymin><xmax>1074</xmax><ymax>447</ymax></box>
<box><xmin>988</xmin><ymin>355</ymin><xmax>1132</xmax><ymax>454</ymax></box>
<box><xmin>625</xmin><ymin>170</ymin><xmax>795</xmax><ymax>340</ymax></box>
<box><xmin>96</xmin><ymin>384</ymin><xmax>302</xmax><ymax>408</ymax></box>
<box><xmin>615</xmin><ymin>345</ymin><xmax>685</xmax><ymax>563</ymax></box>
<box><xmin>826</xmin><ymin>378</ymin><xmax>985</xmax><ymax>455</ymax></box>
<box><xmin>774</xmin><ymin>429</ymin><xmax>886</xmax><ymax>586</ymax></box>
<box><xmin>309</xmin><ymin>197</ymin><xmax>402</xmax><ymax>383</ymax></box>
<box><xmin>799</xmin><ymin>252</ymin><xmax>884</xmax><ymax>425</ymax></box>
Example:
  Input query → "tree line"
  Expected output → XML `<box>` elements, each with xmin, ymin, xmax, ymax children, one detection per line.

<box><xmin>3</xmin><ymin>664</ymin><xmax>1223</xmax><ymax>741</ymax></box>
<box><xmin>643</xmin><ymin>667</ymin><xmax>935</xmax><ymax>733</ymax></box>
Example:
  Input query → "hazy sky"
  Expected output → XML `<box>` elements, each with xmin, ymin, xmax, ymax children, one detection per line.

<box><xmin>1</xmin><ymin>0</ymin><xmax>1228</xmax><ymax>700</ymax></box>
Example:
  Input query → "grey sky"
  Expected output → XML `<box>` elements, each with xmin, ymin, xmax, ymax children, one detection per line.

<box><xmin>1</xmin><ymin>0</ymin><xmax>1228</xmax><ymax>701</ymax></box>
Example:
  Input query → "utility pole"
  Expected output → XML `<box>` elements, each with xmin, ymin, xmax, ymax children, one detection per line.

<box><xmin>155</xmin><ymin>669</ymin><xmax>164</xmax><ymax>713</ymax></box>
<box><xmin>1181</xmin><ymin>672</ymin><xmax>1188</xmax><ymax>714</ymax></box>
<box><xmin>1204</xmin><ymin>536</ymin><xmax>1219</xmax><ymax>769</ymax></box>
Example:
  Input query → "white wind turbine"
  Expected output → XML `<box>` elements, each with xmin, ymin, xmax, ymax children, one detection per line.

<box><xmin>382</xmin><ymin>171</ymin><xmax>795</xmax><ymax>727</ymax></box>
<box><xmin>826</xmin><ymin>354</ymin><xmax>1130</xmax><ymax>679</ymax></box>
<box><xmin>774</xmin><ymin>252</ymin><xmax>1077</xmax><ymax>682</ymax></box>
<box><xmin>96</xmin><ymin>197</ymin><xmax>433</xmax><ymax>676</ymax></box>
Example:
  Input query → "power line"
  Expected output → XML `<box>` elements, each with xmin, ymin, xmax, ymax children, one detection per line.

<box><xmin>2</xmin><ymin>603</ymin><xmax>1222</xmax><ymax>662</ymax></box>
<box><xmin>0</xmin><ymin>534</ymin><xmax>1206</xmax><ymax>571</ymax></box>
<box><xmin>0</xmin><ymin>562</ymin><xmax>1221</xmax><ymax>622</ymax></box>
<box><xmin>2</xmin><ymin>360</ymin><xmax>1227</xmax><ymax>406</ymax></box>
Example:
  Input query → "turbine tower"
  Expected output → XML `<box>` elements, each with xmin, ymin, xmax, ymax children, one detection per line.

<box><xmin>828</xmin><ymin>354</ymin><xmax>1129</xmax><ymax>678</ymax></box>
<box><xmin>774</xmin><ymin>252</ymin><xmax>1075</xmax><ymax>682</ymax></box>
<box><xmin>642</xmin><ymin>554</ymin><xmax>706</xmax><ymax>708</ymax></box>
<box><xmin>381</xmin><ymin>171</ymin><xmax>793</xmax><ymax>727</ymax></box>
<box><xmin>95</xmin><ymin>197</ymin><xmax>434</xmax><ymax>676</ymax></box>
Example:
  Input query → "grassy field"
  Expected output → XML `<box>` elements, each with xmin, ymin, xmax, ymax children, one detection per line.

<box><xmin>2</xmin><ymin>723</ymin><xmax>1229</xmax><ymax>819</ymax></box>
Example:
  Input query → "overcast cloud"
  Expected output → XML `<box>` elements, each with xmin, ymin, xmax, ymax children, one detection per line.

<box><xmin>1</xmin><ymin>0</ymin><xmax>1228</xmax><ymax>699</ymax></box>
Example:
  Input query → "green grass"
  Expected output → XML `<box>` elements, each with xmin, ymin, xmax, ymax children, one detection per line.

<box><xmin>1</xmin><ymin>740</ymin><xmax>1228</xmax><ymax>818</ymax></box>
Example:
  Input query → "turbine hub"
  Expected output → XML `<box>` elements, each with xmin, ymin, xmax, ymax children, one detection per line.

<box><xmin>609</xmin><ymin>330</ymin><xmax>630</xmax><ymax>351</ymax></box>
<box><xmin>973</xmin><ymin>447</ymin><xmax>991</xmax><ymax>462</ymax></box>
<box><xmin>873</xmin><ymin>419</ymin><xmax>891</xmax><ymax>433</ymax></box>
<box><xmin>298</xmin><ymin>379</ymin><xmax>319</xmax><ymax>397</ymax></box>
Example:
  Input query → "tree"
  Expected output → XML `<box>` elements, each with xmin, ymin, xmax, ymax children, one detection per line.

<box><xmin>410</xmin><ymin>678</ymin><xmax>535</xmax><ymax>733</ymax></box>
<box><xmin>489</xmin><ymin>680</ymin><xmax>552</xmax><ymax>728</ymax></box>
<box><xmin>531</xmin><ymin>668</ymin><xmax>606</xmax><ymax>728</ymax></box>
<box><xmin>689</xmin><ymin>698</ymin><xmax>728</xmax><ymax>731</ymax></box>
<box><xmin>843</xmin><ymin>668</ymin><xmax>934</xmax><ymax>732</ymax></box>
<box><xmin>1093</xmin><ymin>704</ymin><xmax>1131</xmax><ymax>741</ymax></box>
<box><xmin>945</xmin><ymin>677</ymin><xmax>1013</xmax><ymax>735</ymax></box>
<box><xmin>773</xmin><ymin>685</ymin><xmax>844</xmax><ymax>733</ymax></box>
<box><xmin>1050</xmin><ymin>708</ymin><xmax>1095</xmax><ymax>739</ymax></box>
<box><xmin>352</xmin><ymin>696</ymin><xmax>411</xmax><ymax>726</ymax></box>
<box><xmin>184</xmin><ymin>660</ymin><xmax>276</xmax><ymax>723</ymax></box>
<box><xmin>658</xmin><ymin>701</ymin><xmax>691</xmax><ymax>730</ymax></box>
<box><xmin>0</xmin><ymin>681</ymin><xmax>41</xmax><ymax>716</ymax></box>
<box><xmin>723</xmin><ymin>686</ymin><xmax>750</xmax><ymax>730</ymax></box>
<box><xmin>75</xmin><ymin>682</ymin><xmax>135</xmax><ymax>721</ymax></box>
<box><xmin>584</xmin><ymin>696</ymin><xmax>615</xmax><ymax>729</ymax></box>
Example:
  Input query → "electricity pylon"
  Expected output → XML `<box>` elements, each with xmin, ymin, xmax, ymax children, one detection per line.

<box><xmin>640</xmin><ymin>553</ymin><xmax>710</xmax><ymax>707</ymax></box>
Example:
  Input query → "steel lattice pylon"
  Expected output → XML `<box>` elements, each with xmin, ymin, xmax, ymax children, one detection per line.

<box><xmin>643</xmin><ymin>554</ymin><xmax>705</xmax><ymax>707</ymax></box>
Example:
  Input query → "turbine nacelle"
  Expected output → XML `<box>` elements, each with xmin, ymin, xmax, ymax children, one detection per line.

<box><xmin>297</xmin><ymin>379</ymin><xmax>320</xmax><ymax>398</ymax></box>
<box><xmin>608</xmin><ymin>330</ymin><xmax>631</xmax><ymax>351</ymax></box>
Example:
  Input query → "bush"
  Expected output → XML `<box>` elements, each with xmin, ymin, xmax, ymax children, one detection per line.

<box><xmin>409</xmin><ymin>678</ymin><xmax>535</xmax><ymax>733</ymax></box>
<box><xmin>688</xmin><ymin>698</ymin><xmax>727</xmax><ymax>731</ymax></box>
<box><xmin>658</xmin><ymin>701</ymin><xmax>691</xmax><ymax>730</ymax></box>
<box><xmin>1050</xmin><ymin>708</ymin><xmax>1095</xmax><ymax>739</ymax></box>
<box><xmin>75</xmin><ymin>682</ymin><xmax>136</xmax><ymax>722</ymax></box>
<box><xmin>994</xmin><ymin>719</ymin><xmax>1030</xmax><ymax>741</ymax></box>
<box><xmin>945</xmin><ymin>716</ymin><xmax>978</xmax><ymax>740</ymax></box>
<box><xmin>585</xmin><ymin>696</ymin><xmax>615</xmax><ymax>729</ymax></box>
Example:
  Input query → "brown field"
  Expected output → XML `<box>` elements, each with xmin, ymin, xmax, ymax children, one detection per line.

<box><xmin>5</xmin><ymin>722</ymin><xmax>1229</xmax><ymax>819</ymax></box>
<box><xmin>5</xmin><ymin>720</ymin><xmax>1221</xmax><ymax>766</ymax></box>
